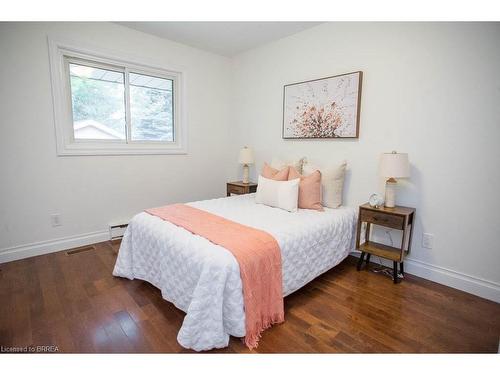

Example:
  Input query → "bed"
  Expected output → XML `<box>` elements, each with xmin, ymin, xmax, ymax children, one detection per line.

<box><xmin>113</xmin><ymin>193</ymin><xmax>357</xmax><ymax>351</ymax></box>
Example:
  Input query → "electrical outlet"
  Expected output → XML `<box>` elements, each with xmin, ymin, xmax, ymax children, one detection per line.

<box><xmin>422</xmin><ymin>233</ymin><xmax>434</xmax><ymax>249</ymax></box>
<box><xmin>51</xmin><ymin>214</ymin><xmax>62</xmax><ymax>227</ymax></box>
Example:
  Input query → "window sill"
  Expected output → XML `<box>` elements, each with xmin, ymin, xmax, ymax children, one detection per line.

<box><xmin>56</xmin><ymin>142</ymin><xmax>187</xmax><ymax>156</ymax></box>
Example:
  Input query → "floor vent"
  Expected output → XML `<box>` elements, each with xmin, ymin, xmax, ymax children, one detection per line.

<box><xmin>66</xmin><ymin>245</ymin><xmax>95</xmax><ymax>255</ymax></box>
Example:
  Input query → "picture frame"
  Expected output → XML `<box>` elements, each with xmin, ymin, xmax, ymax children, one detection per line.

<box><xmin>282</xmin><ymin>71</ymin><xmax>363</xmax><ymax>139</ymax></box>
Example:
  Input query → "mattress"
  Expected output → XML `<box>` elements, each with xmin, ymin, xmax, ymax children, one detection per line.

<box><xmin>113</xmin><ymin>193</ymin><xmax>357</xmax><ymax>351</ymax></box>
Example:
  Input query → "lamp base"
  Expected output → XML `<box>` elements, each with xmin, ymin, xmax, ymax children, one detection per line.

<box><xmin>242</xmin><ymin>164</ymin><xmax>249</xmax><ymax>184</ymax></box>
<box><xmin>384</xmin><ymin>178</ymin><xmax>397</xmax><ymax>208</ymax></box>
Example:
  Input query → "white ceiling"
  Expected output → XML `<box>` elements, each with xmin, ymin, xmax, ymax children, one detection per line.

<box><xmin>118</xmin><ymin>22</ymin><xmax>322</xmax><ymax>57</ymax></box>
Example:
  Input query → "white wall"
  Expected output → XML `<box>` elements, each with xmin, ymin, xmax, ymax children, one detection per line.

<box><xmin>0</xmin><ymin>22</ymin><xmax>233</xmax><ymax>261</ymax></box>
<box><xmin>230</xmin><ymin>22</ymin><xmax>500</xmax><ymax>301</ymax></box>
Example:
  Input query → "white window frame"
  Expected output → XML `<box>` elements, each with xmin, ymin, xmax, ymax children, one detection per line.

<box><xmin>48</xmin><ymin>37</ymin><xmax>187</xmax><ymax>156</ymax></box>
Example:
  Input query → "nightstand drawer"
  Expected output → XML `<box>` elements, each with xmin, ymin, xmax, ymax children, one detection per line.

<box><xmin>227</xmin><ymin>181</ymin><xmax>258</xmax><ymax>196</ymax></box>
<box><xmin>360</xmin><ymin>209</ymin><xmax>405</xmax><ymax>229</ymax></box>
<box><xmin>229</xmin><ymin>185</ymin><xmax>246</xmax><ymax>194</ymax></box>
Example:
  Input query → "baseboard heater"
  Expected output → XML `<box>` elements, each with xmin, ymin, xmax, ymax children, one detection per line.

<box><xmin>109</xmin><ymin>222</ymin><xmax>129</xmax><ymax>240</ymax></box>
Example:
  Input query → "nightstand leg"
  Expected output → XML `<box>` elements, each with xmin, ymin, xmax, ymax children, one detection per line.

<box><xmin>393</xmin><ymin>261</ymin><xmax>398</xmax><ymax>284</ymax></box>
<box><xmin>357</xmin><ymin>252</ymin><xmax>366</xmax><ymax>271</ymax></box>
<box><xmin>400</xmin><ymin>262</ymin><xmax>404</xmax><ymax>276</ymax></box>
<box><xmin>365</xmin><ymin>253</ymin><xmax>371</xmax><ymax>270</ymax></box>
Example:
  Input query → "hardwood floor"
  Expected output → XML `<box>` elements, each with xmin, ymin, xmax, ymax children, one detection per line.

<box><xmin>0</xmin><ymin>240</ymin><xmax>499</xmax><ymax>353</ymax></box>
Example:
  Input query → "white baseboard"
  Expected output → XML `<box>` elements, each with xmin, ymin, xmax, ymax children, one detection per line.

<box><xmin>351</xmin><ymin>251</ymin><xmax>500</xmax><ymax>303</ymax></box>
<box><xmin>0</xmin><ymin>230</ymin><xmax>110</xmax><ymax>264</ymax></box>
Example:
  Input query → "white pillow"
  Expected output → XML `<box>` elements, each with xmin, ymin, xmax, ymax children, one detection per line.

<box><xmin>303</xmin><ymin>160</ymin><xmax>347</xmax><ymax>208</ymax></box>
<box><xmin>255</xmin><ymin>175</ymin><xmax>300</xmax><ymax>212</ymax></box>
<box><xmin>270</xmin><ymin>157</ymin><xmax>306</xmax><ymax>174</ymax></box>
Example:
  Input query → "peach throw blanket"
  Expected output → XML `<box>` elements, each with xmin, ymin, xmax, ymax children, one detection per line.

<box><xmin>145</xmin><ymin>203</ymin><xmax>284</xmax><ymax>349</ymax></box>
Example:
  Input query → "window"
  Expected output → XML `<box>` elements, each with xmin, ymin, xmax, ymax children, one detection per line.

<box><xmin>49</xmin><ymin>38</ymin><xmax>186</xmax><ymax>155</ymax></box>
<box><xmin>69</xmin><ymin>62</ymin><xmax>127</xmax><ymax>141</ymax></box>
<box><xmin>129</xmin><ymin>72</ymin><xmax>174</xmax><ymax>142</ymax></box>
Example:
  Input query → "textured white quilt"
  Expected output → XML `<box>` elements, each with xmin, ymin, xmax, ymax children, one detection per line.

<box><xmin>113</xmin><ymin>193</ymin><xmax>357</xmax><ymax>351</ymax></box>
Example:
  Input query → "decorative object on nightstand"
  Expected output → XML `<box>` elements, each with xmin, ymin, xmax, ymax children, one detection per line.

<box><xmin>238</xmin><ymin>146</ymin><xmax>254</xmax><ymax>184</ymax></box>
<box><xmin>379</xmin><ymin>151</ymin><xmax>410</xmax><ymax>208</ymax></box>
<box><xmin>355</xmin><ymin>203</ymin><xmax>415</xmax><ymax>283</ymax></box>
<box><xmin>227</xmin><ymin>181</ymin><xmax>258</xmax><ymax>197</ymax></box>
<box><xmin>368</xmin><ymin>193</ymin><xmax>384</xmax><ymax>208</ymax></box>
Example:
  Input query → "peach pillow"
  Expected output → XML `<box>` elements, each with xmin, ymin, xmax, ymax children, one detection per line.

<box><xmin>262</xmin><ymin>163</ymin><xmax>289</xmax><ymax>181</ymax></box>
<box><xmin>303</xmin><ymin>160</ymin><xmax>346</xmax><ymax>208</ymax></box>
<box><xmin>288</xmin><ymin>167</ymin><xmax>323</xmax><ymax>211</ymax></box>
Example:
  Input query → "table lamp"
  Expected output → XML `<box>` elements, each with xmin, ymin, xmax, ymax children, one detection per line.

<box><xmin>238</xmin><ymin>146</ymin><xmax>254</xmax><ymax>184</ymax></box>
<box><xmin>379</xmin><ymin>151</ymin><xmax>410</xmax><ymax>208</ymax></box>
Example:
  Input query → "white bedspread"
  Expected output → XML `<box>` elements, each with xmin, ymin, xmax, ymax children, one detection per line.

<box><xmin>113</xmin><ymin>193</ymin><xmax>357</xmax><ymax>351</ymax></box>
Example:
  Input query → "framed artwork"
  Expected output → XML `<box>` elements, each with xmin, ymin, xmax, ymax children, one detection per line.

<box><xmin>282</xmin><ymin>71</ymin><xmax>363</xmax><ymax>139</ymax></box>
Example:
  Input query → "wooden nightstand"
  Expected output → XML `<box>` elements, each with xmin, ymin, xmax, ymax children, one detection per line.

<box><xmin>226</xmin><ymin>181</ymin><xmax>258</xmax><ymax>196</ymax></box>
<box><xmin>355</xmin><ymin>203</ymin><xmax>416</xmax><ymax>283</ymax></box>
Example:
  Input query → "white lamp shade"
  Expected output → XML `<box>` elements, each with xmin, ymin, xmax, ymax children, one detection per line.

<box><xmin>379</xmin><ymin>152</ymin><xmax>410</xmax><ymax>178</ymax></box>
<box><xmin>238</xmin><ymin>147</ymin><xmax>254</xmax><ymax>165</ymax></box>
